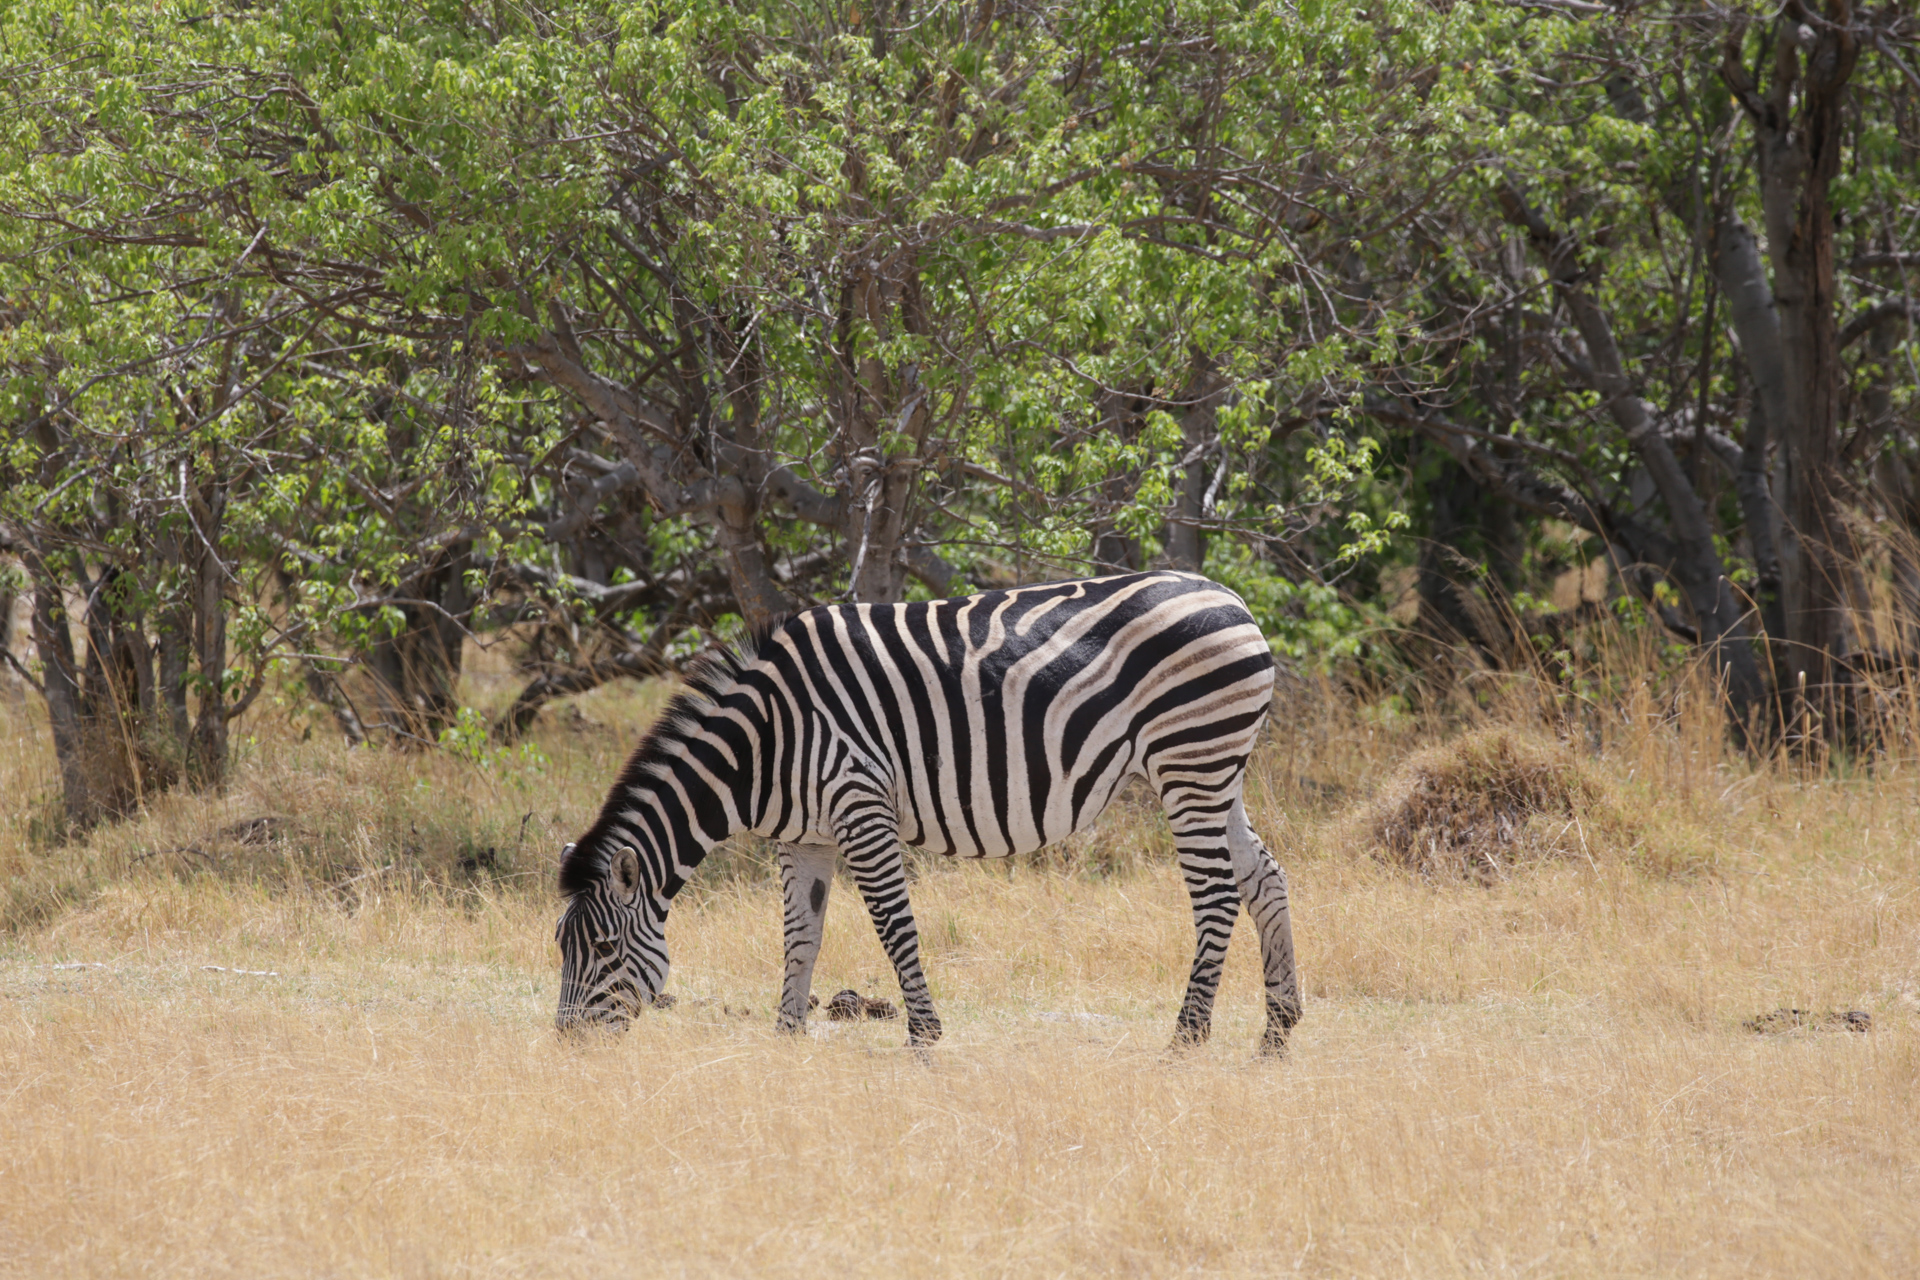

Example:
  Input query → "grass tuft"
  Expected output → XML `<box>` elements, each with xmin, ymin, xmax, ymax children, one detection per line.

<box><xmin>1339</xmin><ymin>726</ymin><xmax>1643</xmax><ymax>881</ymax></box>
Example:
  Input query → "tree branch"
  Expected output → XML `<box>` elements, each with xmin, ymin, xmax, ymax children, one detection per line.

<box><xmin>1838</xmin><ymin>298</ymin><xmax>1916</xmax><ymax>349</ymax></box>
<box><xmin>0</xmin><ymin>643</ymin><xmax>45</xmax><ymax>694</ymax></box>
<box><xmin>1847</xmin><ymin>251</ymin><xmax>1920</xmax><ymax>270</ymax></box>
<box><xmin>544</xmin><ymin>460</ymin><xmax>641</xmax><ymax>540</ymax></box>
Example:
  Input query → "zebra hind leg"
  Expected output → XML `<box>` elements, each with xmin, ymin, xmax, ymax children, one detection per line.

<box><xmin>775</xmin><ymin>841</ymin><xmax>838</xmax><ymax>1034</ymax></box>
<box><xmin>1227</xmin><ymin>796</ymin><xmax>1301</xmax><ymax>1057</ymax></box>
<box><xmin>836</xmin><ymin>809</ymin><xmax>943</xmax><ymax>1048</ymax></box>
<box><xmin>1164</xmin><ymin>790</ymin><xmax>1242</xmax><ymax>1050</ymax></box>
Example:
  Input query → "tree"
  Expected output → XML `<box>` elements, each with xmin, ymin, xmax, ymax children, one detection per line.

<box><xmin>1354</xmin><ymin>0</ymin><xmax>1920</xmax><ymax>738</ymax></box>
<box><xmin>8</xmin><ymin>0</ymin><xmax>1919</xmax><ymax>821</ymax></box>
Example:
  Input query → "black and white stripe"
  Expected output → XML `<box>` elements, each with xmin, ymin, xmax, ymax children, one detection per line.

<box><xmin>554</xmin><ymin>570</ymin><xmax>1300</xmax><ymax>1053</ymax></box>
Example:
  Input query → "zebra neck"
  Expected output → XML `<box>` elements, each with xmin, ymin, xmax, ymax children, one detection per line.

<box><xmin>642</xmin><ymin>700</ymin><xmax>763</xmax><ymax>893</ymax></box>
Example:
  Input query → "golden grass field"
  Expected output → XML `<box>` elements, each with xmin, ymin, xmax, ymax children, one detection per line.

<box><xmin>2</xmin><ymin>654</ymin><xmax>1918</xmax><ymax>1278</ymax></box>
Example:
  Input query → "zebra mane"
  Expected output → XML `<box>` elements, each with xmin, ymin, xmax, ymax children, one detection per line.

<box><xmin>556</xmin><ymin>637</ymin><xmax>763</xmax><ymax>897</ymax></box>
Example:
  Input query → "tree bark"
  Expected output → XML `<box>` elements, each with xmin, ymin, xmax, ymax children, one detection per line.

<box><xmin>0</xmin><ymin>573</ymin><xmax>14</xmax><ymax>694</ymax></box>
<box><xmin>25</xmin><ymin>550</ymin><xmax>94</xmax><ymax>831</ymax></box>
<box><xmin>155</xmin><ymin>526</ymin><xmax>194</xmax><ymax>753</ymax></box>
<box><xmin>1723</xmin><ymin>7</ymin><xmax>1861</xmax><ymax>726</ymax></box>
<box><xmin>188</xmin><ymin>482</ymin><xmax>230</xmax><ymax>785</ymax></box>
<box><xmin>1164</xmin><ymin>359</ymin><xmax>1222</xmax><ymax>573</ymax></box>
<box><xmin>363</xmin><ymin>545</ymin><xmax>472</xmax><ymax>744</ymax></box>
<box><xmin>1091</xmin><ymin>390</ymin><xmax>1145</xmax><ymax>572</ymax></box>
<box><xmin>838</xmin><ymin>260</ymin><xmax>937</xmax><ymax>606</ymax></box>
<box><xmin>1711</xmin><ymin>217</ymin><xmax>1791</xmax><ymax>644</ymax></box>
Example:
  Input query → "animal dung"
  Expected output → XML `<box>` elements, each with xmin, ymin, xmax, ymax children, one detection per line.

<box><xmin>1743</xmin><ymin>1008</ymin><xmax>1872</xmax><ymax>1035</ymax></box>
<box><xmin>812</xmin><ymin>988</ymin><xmax>898</xmax><ymax>1021</ymax></box>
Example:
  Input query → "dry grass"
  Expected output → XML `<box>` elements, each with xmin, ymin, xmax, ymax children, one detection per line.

<box><xmin>1342</xmin><ymin>727</ymin><xmax>1645</xmax><ymax>882</ymax></box>
<box><xmin>3</xmin><ymin>653</ymin><xmax>1920</xmax><ymax>1277</ymax></box>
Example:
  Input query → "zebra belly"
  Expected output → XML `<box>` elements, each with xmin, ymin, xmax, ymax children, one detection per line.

<box><xmin>897</xmin><ymin>755</ymin><xmax>1141</xmax><ymax>858</ymax></box>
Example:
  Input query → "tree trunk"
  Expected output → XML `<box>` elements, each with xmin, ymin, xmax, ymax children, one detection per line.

<box><xmin>1874</xmin><ymin>448</ymin><xmax>1920</xmax><ymax>663</ymax></box>
<box><xmin>1613</xmin><ymin>65</ymin><xmax>1791</xmax><ymax>655</ymax></box>
<box><xmin>26</xmin><ymin>552</ymin><xmax>162</xmax><ymax>826</ymax></box>
<box><xmin>1091</xmin><ymin>391</ymin><xmax>1145</xmax><ymax>573</ymax></box>
<box><xmin>0</xmin><ymin>571</ymin><xmax>16</xmax><ymax>700</ymax></box>
<box><xmin>1725</xmin><ymin>8</ymin><xmax>1861</xmax><ymax>732</ymax></box>
<box><xmin>16</xmin><ymin>515</ymin><xmax>216</xmax><ymax>831</ymax></box>
<box><xmin>26</xmin><ymin>552</ymin><xmax>94</xmax><ymax>831</ymax></box>
<box><xmin>155</xmin><ymin>536</ymin><xmax>194</xmax><ymax>754</ymax></box>
<box><xmin>1165</xmin><ymin>359</ymin><xmax>1221</xmax><ymax>573</ymax></box>
<box><xmin>1418</xmin><ymin>453</ymin><xmax>1509</xmax><ymax>662</ymax></box>
<box><xmin>494</xmin><ymin>644</ymin><xmax>678</xmax><ymax>741</ymax></box>
<box><xmin>1711</xmin><ymin>216</ymin><xmax>1791</xmax><ymax>645</ymax></box>
<box><xmin>1613</xmin><ymin>64</ymin><xmax>1796</xmax><ymax>658</ymax></box>
<box><xmin>840</xmin><ymin>262</ymin><xmax>936</xmax><ymax>606</ymax></box>
<box><xmin>364</xmin><ymin>544</ymin><xmax>472</xmax><ymax>744</ymax></box>
<box><xmin>187</xmin><ymin>476</ymin><xmax>231</xmax><ymax>784</ymax></box>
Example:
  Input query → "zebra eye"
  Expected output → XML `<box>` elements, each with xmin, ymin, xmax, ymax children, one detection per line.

<box><xmin>592</xmin><ymin>939</ymin><xmax>618</xmax><ymax>960</ymax></box>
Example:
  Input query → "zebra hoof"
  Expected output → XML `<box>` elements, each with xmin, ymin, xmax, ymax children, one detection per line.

<box><xmin>907</xmin><ymin>1015</ymin><xmax>943</xmax><ymax>1047</ymax></box>
<box><xmin>1168</xmin><ymin>1019</ymin><xmax>1211</xmax><ymax>1052</ymax></box>
<box><xmin>1255</xmin><ymin>1029</ymin><xmax>1291</xmax><ymax>1059</ymax></box>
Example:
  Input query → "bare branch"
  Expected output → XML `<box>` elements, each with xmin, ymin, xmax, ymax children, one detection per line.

<box><xmin>1838</xmin><ymin>298</ymin><xmax>1916</xmax><ymax>349</ymax></box>
<box><xmin>1848</xmin><ymin>252</ymin><xmax>1920</xmax><ymax>270</ymax></box>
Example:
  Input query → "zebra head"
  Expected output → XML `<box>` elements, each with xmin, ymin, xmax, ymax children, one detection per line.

<box><xmin>554</xmin><ymin>840</ymin><xmax>669</xmax><ymax>1034</ymax></box>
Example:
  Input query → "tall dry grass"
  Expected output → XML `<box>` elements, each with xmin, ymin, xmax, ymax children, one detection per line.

<box><xmin>2</xmin><ymin>640</ymin><xmax>1918</xmax><ymax>1277</ymax></box>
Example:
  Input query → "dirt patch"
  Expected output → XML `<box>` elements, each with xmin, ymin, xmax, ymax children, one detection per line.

<box><xmin>1343</xmin><ymin>728</ymin><xmax>1639</xmax><ymax>882</ymax></box>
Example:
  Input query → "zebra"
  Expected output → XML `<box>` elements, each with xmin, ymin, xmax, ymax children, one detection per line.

<box><xmin>553</xmin><ymin>569</ymin><xmax>1301</xmax><ymax>1055</ymax></box>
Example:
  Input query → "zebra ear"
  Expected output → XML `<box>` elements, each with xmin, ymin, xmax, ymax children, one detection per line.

<box><xmin>610</xmin><ymin>845</ymin><xmax>641</xmax><ymax>903</ymax></box>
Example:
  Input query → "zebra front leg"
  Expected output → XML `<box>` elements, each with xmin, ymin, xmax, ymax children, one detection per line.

<box><xmin>1227</xmin><ymin>796</ymin><xmax>1301</xmax><ymax>1057</ymax></box>
<box><xmin>835</xmin><ymin>807</ymin><xmax>942</xmax><ymax>1048</ymax></box>
<box><xmin>1168</xmin><ymin>800</ymin><xmax>1241</xmax><ymax>1049</ymax></box>
<box><xmin>775</xmin><ymin>841</ymin><xmax>838</xmax><ymax>1034</ymax></box>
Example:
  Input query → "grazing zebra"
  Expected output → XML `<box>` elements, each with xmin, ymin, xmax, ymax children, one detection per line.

<box><xmin>554</xmin><ymin>570</ymin><xmax>1301</xmax><ymax>1054</ymax></box>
